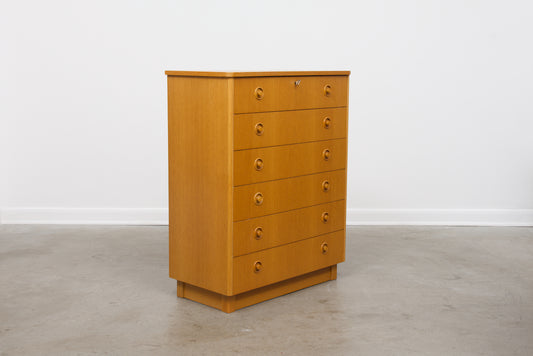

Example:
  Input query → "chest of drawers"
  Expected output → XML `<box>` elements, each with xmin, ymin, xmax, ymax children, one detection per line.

<box><xmin>166</xmin><ymin>70</ymin><xmax>349</xmax><ymax>312</ymax></box>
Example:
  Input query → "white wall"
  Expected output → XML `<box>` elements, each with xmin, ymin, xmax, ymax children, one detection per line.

<box><xmin>2</xmin><ymin>0</ymin><xmax>533</xmax><ymax>225</ymax></box>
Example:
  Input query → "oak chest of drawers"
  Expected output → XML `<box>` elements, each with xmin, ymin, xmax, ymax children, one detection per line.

<box><xmin>166</xmin><ymin>70</ymin><xmax>349</xmax><ymax>312</ymax></box>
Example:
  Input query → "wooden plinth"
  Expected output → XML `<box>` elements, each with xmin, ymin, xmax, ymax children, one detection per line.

<box><xmin>176</xmin><ymin>265</ymin><xmax>337</xmax><ymax>313</ymax></box>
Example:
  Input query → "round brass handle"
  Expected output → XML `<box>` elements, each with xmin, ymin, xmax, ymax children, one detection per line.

<box><xmin>254</xmin><ymin>192</ymin><xmax>264</xmax><ymax>205</ymax></box>
<box><xmin>255</xmin><ymin>87</ymin><xmax>264</xmax><ymax>100</ymax></box>
<box><xmin>254</xmin><ymin>227</ymin><xmax>263</xmax><ymax>240</ymax></box>
<box><xmin>324</xmin><ymin>84</ymin><xmax>332</xmax><ymax>97</ymax></box>
<box><xmin>322</xmin><ymin>149</ymin><xmax>331</xmax><ymax>161</ymax></box>
<box><xmin>254</xmin><ymin>261</ymin><xmax>263</xmax><ymax>272</ymax></box>
<box><xmin>321</xmin><ymin>242</ymin><xmax>329</xmax><ymax>254</ymax></box>
<box><xmin>322</xmin><ymin>180</ymin><xmax>330</xmax><ymax>192</ymax></box>
<box><xmin>255</xmin><ymin>122</ymin><xmax>264</xmax><ymax>136</ymax></box>
<box><xmin>254</xmin><ymin>158</ymin><xmax>264</xmax><ymax>171</ymax></box>
<box><xmin>321</xmin><ymin>212</ymin><xmax>330</xmax><ymax>223</ymax></box>
<box><xmin>323</xmin><ymin>117</ymin><xmax>331</xmax><ymax>129</ymax></box>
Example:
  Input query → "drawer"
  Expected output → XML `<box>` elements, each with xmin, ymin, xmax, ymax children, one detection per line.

<box><xmin>234</xmin><ymin>200</ymin><xmax>346</xmax><ymax>256</ymax></box>
<box><xmin>233</xmin><ymin>170</ymin><xmax>346</xmax><ymax>221</ymax></box>
<box><xmin>234</xmin><ymin>139</ymin><xmax>347</xmax><ymax>186</ymax></box>
<box><xmin>234</xmin><ymin>76</ymin><xmax>348</xmax><ymax>113</ymax></box>
<box><xmin>233</xmin><ymin>230</ymin><xmax>345</xmax><ymax>294</ymax></box>
<box><xmin>234</xmin><ymin>108</ymin><xmax>347</xmax><ymax>150</ymax></box>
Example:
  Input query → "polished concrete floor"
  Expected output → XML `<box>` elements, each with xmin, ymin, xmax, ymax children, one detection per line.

<box><xmin>0</xmin><ymin>225</ymin><xmax>532</xmax><ymax>355</ymax></box>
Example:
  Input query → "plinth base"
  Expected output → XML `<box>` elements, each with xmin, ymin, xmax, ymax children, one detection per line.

<box><xmin>176</xmin><ymin>265</ymin><xmax>337</xmax><ymax>313</ymax></box>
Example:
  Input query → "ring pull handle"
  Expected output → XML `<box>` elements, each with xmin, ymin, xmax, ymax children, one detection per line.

<box><xmin>322</xmin><ymin>149</ymin><xmax>331</xmax><ymax>161</ymax></box>
<box><xmin>254</xmin><ymin>158</ymin><xmax>264</xmax><ymax>171</ymax></box>
<box><xmin>323</xmin><ymin>117</ymin><xmax>331</xmax><ymax>129</ymax></box>
<box><xmin>255</xmin><ymin>87</ymin><xmax>264</xmax><ymax>100</ymax></box>
<box><xmin>254</xmin><ymin>192</ymin><xmax>264</xmax><ymax>205</ymax></box>
<box><xmin>255</xmin><ymin>122</ymin><xmax>264</xmax><ymax>136</ymax></box>
<box><xmin>324</xmin><ymin>84</ymin><xmax>332</xmax><ymax>97</ymax></box>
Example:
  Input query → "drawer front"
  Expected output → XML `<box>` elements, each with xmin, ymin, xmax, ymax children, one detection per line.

<box><xmin>233</xmin><ymin>170</ymin><xmax>346</xmax><ymax>221</ymax></box>
<box><xmin>234</xmin><ymin>108</ymin><xmax>347</xmax><ymax>150</ymax></box>
<box><xmin>234</xmin><ymin>76</ymin><xmax>348</xmax><ymax>113</ymax></box>
<box><xmin>234</xmin><ymin>139</ymin><xmax>347</xmax><ymax>186</ymax></box>
<box><xmin>233</xmin><ymin>230</ymin><xmax>345</xmax><ymax>294</ymax></box>
<box><xmin>234</xmin><ymin>200</ymin><xmax>346</xmax><ymax>256</ymax></box>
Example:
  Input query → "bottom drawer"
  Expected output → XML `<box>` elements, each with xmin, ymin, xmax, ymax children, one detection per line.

<box><xmin>233</xmin><ymin>230</ymin><xmax>345</xmax><ymax>294</ymax></box>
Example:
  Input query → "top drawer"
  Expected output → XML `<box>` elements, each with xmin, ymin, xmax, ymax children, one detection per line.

<box><xmin>234</xmin><ymin>76</ymin><xmax>348</xmax><ymax>113</ymax></box>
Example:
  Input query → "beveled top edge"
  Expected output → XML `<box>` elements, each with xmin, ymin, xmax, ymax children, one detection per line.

<box><xmin>164</xmin><ymin>70</ymin><xmax>351</xmax><ymax>78</ymax></box>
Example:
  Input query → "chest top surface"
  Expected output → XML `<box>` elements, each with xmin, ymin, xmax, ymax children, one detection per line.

<box><xmin>165</xmin><ymin>70</ymin><xmax>350</xmax><ymax>78</ymax></box>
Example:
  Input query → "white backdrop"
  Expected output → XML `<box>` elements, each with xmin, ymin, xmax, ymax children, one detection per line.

<box><xmin>2</xmin><ymin>0</ymin><xmax>533</xmax><ymax>225</ymax></box>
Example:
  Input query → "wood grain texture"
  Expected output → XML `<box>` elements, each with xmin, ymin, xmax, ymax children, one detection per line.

<box><xmin>233</xmin><ymin>170</ymin><xmax>346</xmax><ymax>221</ymax></box>
<box><xmin>233</xmin><ymin>200</ymin><xmax>346</xmax><ymax>256</ymax></box>
<box><xmin>168</xmin><ymin>70</ymin><xmax>349</xmax><ymax>311</ymax></box>
<box><xmin>232</xmin><ymin>265</ymin><xmax>335</xmax><ymax>312</ymax></box>
<box><xmin>178</xmin><ymin>266</ymin><xmax>336</xmax><ymax>313</ymax></box>
<box><xmin>234</xmin><ymin>107</ymin><xmax>347</xmax><ymax>150</ymax></box>
<box><xmin>233</xmin><ymin>230</ymin><xmax>345</xmax><ymax>294</ymax></box>
<box><xmin>234</xmin><ymin>139</ymin><xmax>347</xmax><ymax>186</ymax></box>
<box><xmin>234</xmin><ymin>76</ymin><xmax>348</xmax><ymax>113</ymax></box>
<box><xmin>168</xmin><ymin>76</ymin><xmax>233</xmax><ymax>295</ymax></box>
<box><xmin>330</xmin><ymin>265</ymin><xmax>337</xmax><ymax>280</ymax></box>
<box><xmin>165</xmin><ymin>70</ymin><xmax>350</xmax><ymax>78</ymax></box>
<box><xmin>177</xmin><ymin>281</ymin><xmax>185</xmax><ymax>297</ymax></box>
<box><xmin>180</xmin><ymin>282</ymin><xmax>235</xmax><ymax>313</ymax></box>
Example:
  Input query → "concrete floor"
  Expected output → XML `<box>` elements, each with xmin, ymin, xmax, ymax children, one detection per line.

<box><xmin>0</xmin><ymin>226</ymin><xmax>532</xmax><ymax>355</ymax></box>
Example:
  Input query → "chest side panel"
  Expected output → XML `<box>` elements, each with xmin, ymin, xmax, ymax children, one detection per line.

<box><xmin>168</xmin><ymin>76</ymin><xmax>233</xmax><ymax>295</ymax></box>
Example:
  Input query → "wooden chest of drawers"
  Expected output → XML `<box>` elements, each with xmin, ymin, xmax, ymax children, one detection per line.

<box><xmin>166</xmin><ymin>70</ymin><xmax>349</xmax><ymax>312</ymax></box>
